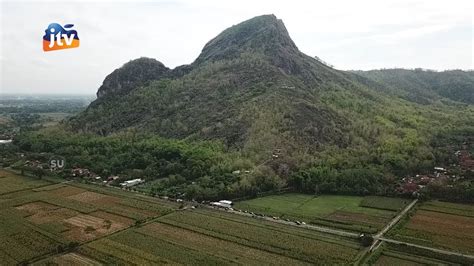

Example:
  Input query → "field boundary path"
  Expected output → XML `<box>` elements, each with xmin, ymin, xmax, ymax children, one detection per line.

<box><xmin>378</xmin><ymin>237</ymin><xmax>474</xmax><ymax>259</ymax></box>
<box><xmin>376</xmin><ymin>198</ymin><xmax>418</xmax><ymax>238</ymax></box>
<box><xmin>367</xmin><ymin>198</ymin><xmax>418</xmax><ymax>253</ymax></box>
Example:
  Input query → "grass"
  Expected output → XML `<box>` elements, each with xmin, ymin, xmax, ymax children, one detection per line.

<box><xmin>0</xmin><ymin>170</ymin><xmax>51</xmax><ymax>195</ymax></box>
<box><xmin>235</xmin><ymin>194</ymin><xmax>390</xmax><ymax>216</ymax></box>
<box><xmin>360</xmin><ymin>196</ymin><xmax>411</xmax><ymax>211</ymax></box>
<box><xmin>234</xmin><ymin>193</ymin><xmax>403</xmax><ymax>232</ymax></box>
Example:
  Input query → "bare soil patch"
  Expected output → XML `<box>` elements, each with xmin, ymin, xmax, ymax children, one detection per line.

<box><xmin>63</xmin><ymin>213</ymin><xmax>130</xmax><ymax>242</ymax></box>
<box><xmin>90</xmin><ymin>211</ymin><xmax>134</xmax><ymax>227</ymax></box>
<box><xmin>15</xmin><ymin>201</ymin><xmax>78</xmax><ymax>224</ymax></box>
<box><xmin>15</xmin><ymin>201</ymin><xmax>59</xmax><ymax>214</ymax></box>
<box><xmin>67</xmin><ymin>191</ymin><xmax>121</xmax><ymax>207</ymax></box>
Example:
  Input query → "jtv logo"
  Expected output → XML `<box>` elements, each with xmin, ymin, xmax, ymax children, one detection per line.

<box><xmin>43</xmin><ymin>23</ymin><xmax>80</xmax><ymax>52</ymax></box>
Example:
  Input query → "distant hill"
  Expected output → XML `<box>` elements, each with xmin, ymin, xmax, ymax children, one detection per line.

<box><xmin>354</xmin><ymin>69</ymin><xmax>474</xmax><ymax>105</ymax></box>
<box><xmin>70</xmin><ymin>14</ymin><xmax>473</xmax><ymax>175</ymax></box>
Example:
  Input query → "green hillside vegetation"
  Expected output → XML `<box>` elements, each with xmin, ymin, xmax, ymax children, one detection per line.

<box><xmin>354</xmin><ymin>68</ymin><xmax>474</xmax><ymax>104</ymax></box>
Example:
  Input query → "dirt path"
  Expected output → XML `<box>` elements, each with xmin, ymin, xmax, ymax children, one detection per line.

<box><xmin>367</xmin><ymin>199</ymin><xmax>418</xmax><ymax>252</ymax></box>
<box><xmin>225</xmin><ymin>208</ymin><xmax>359</xmax><ymax>238</ymax></box>
<box><xmin>379</xmin><ymin>237</ymin><xmax>474</xmax><ymax>260</ymax></box>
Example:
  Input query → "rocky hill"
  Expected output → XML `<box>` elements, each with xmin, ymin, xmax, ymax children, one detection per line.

<box><xmin>70</xmin><ymin>14</ymin><xmax>474</xmax><ymax>169</ymax></box>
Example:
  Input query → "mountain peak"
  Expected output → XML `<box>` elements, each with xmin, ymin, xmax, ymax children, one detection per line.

<box><xmin>194</xmin><ymin>14</ymin><xmax>299</xmax><ymax>65</ymax></box>
<box><xmin>96</xmin><ymin>57</ymin><xmax>170</xmax><ymax>98</ymax></box>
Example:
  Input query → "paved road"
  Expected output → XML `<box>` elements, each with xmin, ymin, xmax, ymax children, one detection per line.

<box><xmin>378</xmin><ymin>237</ymin><xmax>474</xmax><ymax>260</ymax></box>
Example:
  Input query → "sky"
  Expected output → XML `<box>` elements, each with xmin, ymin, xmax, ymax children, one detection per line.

<box><xmin>0</xmin><ymin>0</ymin><xmax>473</xmax><ymax>95</ymax></box>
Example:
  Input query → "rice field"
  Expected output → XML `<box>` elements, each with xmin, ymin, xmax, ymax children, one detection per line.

<box><xmin>77</xmin><ymin>209</ymin><xmax>362</xmax><ymax>265</ymax></box>
<box><xmin>370</xmin><ymin>242</ymin><xmax>474</xmax><ymax>265</ymax></box>
<box><xmin>32</xmin><ymin>252</ymin><xmax>101</xmax><ymax>266</ymax></box>
<box><xmin>373</xmin><ymin>249</ymin><xmax>449</xmax><ymax>265</ymax></box>
<box><xmin>0</xmin><ymin>170</ymin><xmax>51</xmax><ymax>194</ymax></box>
<box><xmin>234</xmin><ymin>194</ymin><xmax>410</xmax><ymax>233</ymax></box>
<box><xmin>0</xmin><ymin>169</ymin><xmax>178</xmax><ymax>264</ymax></box>
<box><xmin>360</xmin><ymin>196</ymin><xmax>411</xmax><ymax>211</ymax></box>
<box><xmin>3</xmin><ymin>169</ymin><xmax>471</xmax><ymax>265</ymax></box>
<box><xmin>389</xmin><ymin>201</ymin><xmax>474</xmax><ymax>254</ymax></box>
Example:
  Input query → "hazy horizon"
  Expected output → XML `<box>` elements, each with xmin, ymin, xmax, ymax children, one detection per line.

<box><xmin>1</xmin><ymin>0</ymin><xmax>473</xmax><ymax>95</ymax></box>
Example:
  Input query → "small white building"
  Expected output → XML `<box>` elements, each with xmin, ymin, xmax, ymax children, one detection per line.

<box><xmin>219</xmin><ymin>200</ymin><xmax>233</xmax><ymax>205</ymax></box>
<box><xmin>210</xmin><ymin>201</ymin><xmax>232</xmax><ymax>209</ymax></box>
<box><xmin>120</xmin><ymin>178</ymin><xmax>144</xmax><ymax>187</ymax></box>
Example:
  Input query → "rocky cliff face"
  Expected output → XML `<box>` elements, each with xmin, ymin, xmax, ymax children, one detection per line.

<box><xmin>96</xmin><ymin>57</ymin><xmax>170</xmax><ymax>98</ymax></box>
<box><xmin>95</xmin><ymin>15</ymin><xmax>317</xmax><ymax>100</ymax></box>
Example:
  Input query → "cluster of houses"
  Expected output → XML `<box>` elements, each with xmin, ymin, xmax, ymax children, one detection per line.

<box><xmin>70</xmin><ymin>168</ymin><xmax>145</xmax><ymax>187</ymax></box>
<box><xmin>398</xmin><ymin>173</ymin><xmax>436</xmax><ymax>195</ymax></box>
<box><xmin>398</xmin><ymin>166</ymin><xmax>454</xmax><ymax>195</ymax></box>
<box><xmin>71</xmin><ymin>167</ymin><xmax>95</xmax><ymax>178</ymax></box>
<box><xmin>23</xmin><ymin>160</ymin><xmax>43</xmax><ymax>169</ymax></box>
<box><xmin>456</xmin><ymin>149</ymin><xmax>474</xmax><ymax>173</ymax></box>
<box><xmin>71</xmin><ymin>168</ymin><xmax>107</xmax><ymax>182</ymax></box>
<box><xmin>398</xmin><ymin>144</ymin><xmax>474</xmax><ymax>196</ymax></box>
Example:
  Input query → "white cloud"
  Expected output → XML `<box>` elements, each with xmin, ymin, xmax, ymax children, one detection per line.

<box><xmin>0</xmin><ymin>0</ymin><xmax>472</xmax><ymax>94</ymax></box>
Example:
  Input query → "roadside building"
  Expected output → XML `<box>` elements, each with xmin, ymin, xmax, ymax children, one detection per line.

<box><xmin>120</xmin><ymin>178</ymin><xmax>144</xmax><ymax>187</ymax></box>
<box><xmin>218</xmin><ymin>200</ymin><xmax>233</xmax><ymax>205</ymax></box>
<box><xmin>210</xmin><ymin>201</ymin><xmax>232</xmax><ymax>209</ymax></box>
<box><xmin>107</xmin><ymin>175</ymin><xmax>120</xmax><ymax>182</ymax></box>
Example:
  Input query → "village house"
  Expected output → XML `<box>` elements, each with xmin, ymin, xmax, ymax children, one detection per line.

<box><xmin>120</xmin><ymin>178</ymin><xmax>144</xmax><ymax>187</ymax></box>
<box><xmin>457</xmin><ymin>150</ymin><xmax>474</xmax><ymax>172</ymax></box>
<box><xmin>71</xmin><ymin>167</ymin><xmax>96</xmax><ymax>178</ymax></box>
<box><xmin>107</xmin><ymin>175</ymin><xmax>120</xmax><ymax>182</ymax></box>
<box><xmin>210</xmin><ymin>200</ymin><xmax>233</xmax><ymax>209</ymax></box>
